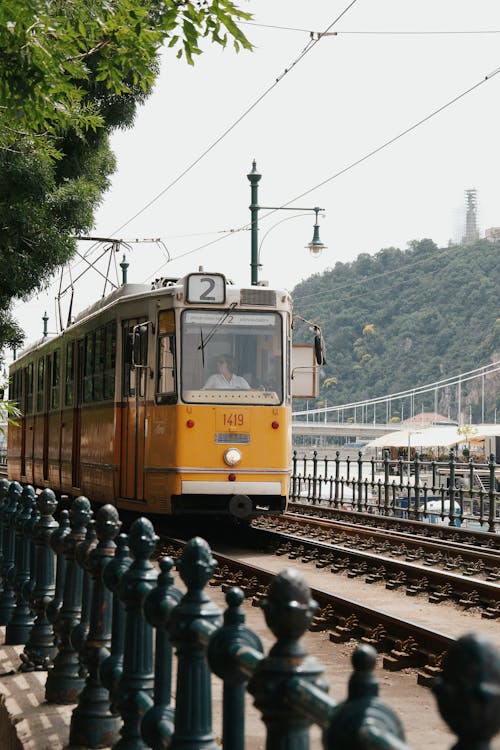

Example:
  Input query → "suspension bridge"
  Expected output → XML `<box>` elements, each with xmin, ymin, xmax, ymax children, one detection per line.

<box><xmin>293</xmin><ymin>360</ymin><xmax>500</xmax><ymax>443</ymax></box>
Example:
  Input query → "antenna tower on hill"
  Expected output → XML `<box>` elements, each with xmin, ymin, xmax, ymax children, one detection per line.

<box><xmin>462</xmin><ymin>188</ymin><xmax>480</xmax><ymax>245</ymax></box>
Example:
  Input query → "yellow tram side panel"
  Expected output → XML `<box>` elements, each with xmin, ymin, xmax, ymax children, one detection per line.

<box><xmin>143</xmin><ymin>402</ymin><xmax>291</xmax><ymax>514</ymax></box>
<box><xmin>7</xmin><ymin>420</ymin><xmax>23</xmax><ymax>482</ymax></box>
<box><xmin>59</xmin><ymin>406</ymin><xmax>75</xmax><ymax>492</ymax></box>
<box><xmin>77</xmin><ymin>403</ymin><xmax>118</xmax><ymax>503</ymax></box>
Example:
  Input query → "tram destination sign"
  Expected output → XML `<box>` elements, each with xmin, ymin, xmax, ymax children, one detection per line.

<box><xmin>184</xmin><ymin>311</ymin><xmax>277</xmax><ymax>327</ymax></box>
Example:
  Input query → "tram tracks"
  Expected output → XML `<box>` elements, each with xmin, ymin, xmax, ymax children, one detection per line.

<box><xmin>251</xmin><ymin>513</ymin><xmax>500</xmax><ymax>616</ymax></box>
<box><xmin>157</xmin><ymin>534</ymin><xmax>456</xmax><ymax>687</ymax></box>
<box><xmin>288</xmin><ymin>499</ymin><xmax>500</xmax><ymax>550</ymax></box>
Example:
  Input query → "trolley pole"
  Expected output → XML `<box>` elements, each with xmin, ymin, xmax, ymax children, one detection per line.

<box><xmin>247</xmin><ymin>160</ymin><xmax>261</xmax><ymax>286</ymax></box>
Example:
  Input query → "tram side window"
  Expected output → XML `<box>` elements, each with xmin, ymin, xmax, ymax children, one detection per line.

<box><xmin>50</xmin><ymin>349</ymin><xmax>60</xmax><ymax>409</ymax></box>
<box><xmin>25</xmin><ymin>363</ymin><xmax>34</xmax><ymax>414</ymax></box>
<box><xmin>123</xmin><ymin>320</ymin><xmax>147</xmax><ymax>398</ymax></box>
<box><xmin>156</xmin><ymin>310</ymin><xmax>176</xmax><ymax>404</ymax></box>
<box><xmin>123</xmin><ymin>323</ymin><xmax>135</xmax><ymax>397</ymax></box>
<box><xmin>83</xmin><ymin>332</ymin><xmax>95</xmax><ymax>402</ymax></box>
<box><xmin>11</xmin><ymin>371</ymin><xmax>20</xmax><ymax>409</ymax></box>
<box><xmin>36</xmin><ymin>358</ymin><xmax>45</xmax><ymax>412</ymax></box>
<box><xmin>104</xmin><ymin>322</ymin><xmax>116</xmax><ymax>400</ymax></box>
<box><xmin>93</xmin><ymin>327</ymin><xmax>104</xmax><ymax>401</ymax></box>
<box><xmin>65</xmin><ymin>341</ymin><xmax>74</xmax><ymax>406</ymax></box>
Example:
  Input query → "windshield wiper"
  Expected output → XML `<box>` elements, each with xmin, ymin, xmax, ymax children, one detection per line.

<box><xmin>197</xmin><ymin>302</ymin><xmax>237</xmax><ymax>352</ymax></box>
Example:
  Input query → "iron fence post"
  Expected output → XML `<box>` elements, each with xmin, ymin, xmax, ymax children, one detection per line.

<box><xmin>334</xmin><ymin>451</ymin><xmax>340</xmax><ymax>507</ymax></box>
<box><xmin>383</xmin><ymin>450</ymin><xmax>390</xmax><ymax>514</ymax></box>
<box><xmin>433</xmin><ymin>633</ymin><xmax>500</xmax><ymax>748</ymax></box>
<box><xmin>5</xmin><ymin>485</ymin><xmax>37</xmax><ymax>644</ymax></box>
<box><xmin>208</xmin><ymin>587</ymin><xmax>263</xmax><ymax>750</ymax></box>
<box><xmin>324</xmin><ymin>644</ymin><xmax>406</xmax><ymax>749</ymax></box>
<box><xmin>357</xmin><ymin>451</ymin><xmax>363</xmax><ymax>512</ymax></box>
<box><xmin>248</xmin><ymin>567</ymin><xmax>327</xmax><ymax>749</ymax></box>
<box><xmin>71</xmin><ymin>519</ymin><xmax>98</xmax><ymax>655</ymax></box>
<box><xmin>487</xmin><ymin>453</ymin><xmax>496</xmax><ymax>533</ymax></box>
<box><xmin>0</xmin><ymin>479</ymin><xmax>8</xmax><ymax>588</ymax></box>
<box><xmin>292</xmin><ymin>450</ymin><xmax>297</xmax><ymax>499</ymax></box>
<box><xmin>20</xmin><ymin>489</ymin><xmax>58</xmax><ymax>671</ymax></box>
<box><xmin>46</xmin><ymin>509</ymin><xmax>70</xmax><ymax>627</ymax></box>
<box><xmin>0</xmin><ymin>480</ymin><xmax>21</xmax><ymax>626</ymax></box>
<box><xmin>101</xmin><ymin>533</ymin><xmax>132</xmax><ymax>707</ymax></box>
<box><xmin>141</xmin><ymin>556</ymin><xmax>182</xmax><ymax>750</ymax></box>
<box><xmin>312</xmin><ymin>450</ymin><xmax>318</xmax><ymax>503</ymax></box>
<box><xmin>45</xmin><ymin>496</ymin><xmax>92</xmax><ymax>701</ymax></box>
<box><xmin>70</xmin><ymin>504</ymin><xmax>122</xmax><ymax>748</ymax></box>
<box><xmin>448</xmin><ymin>450</ymin><xmax>456</xmax><ymax>527</ymax></box>
<box><xmin>114</xmin><ymin>517</ymin><xmax>158</xmax><ymax>750</ymax></box>
<box><xmin>169</xmin><ymin>537</ymin><xmax>221</xmax><ymax>750</ymax></box>
<box><xmin>413</xmin><ymin>452</ymin><xmax>420</xmax><ymax>521</ymax></box>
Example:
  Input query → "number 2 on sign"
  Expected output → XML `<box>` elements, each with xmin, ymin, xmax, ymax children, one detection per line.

<box><xmin>224</xmin><ymin>413</ymin><xmax>244</xmax><ymax>427</ymax></box>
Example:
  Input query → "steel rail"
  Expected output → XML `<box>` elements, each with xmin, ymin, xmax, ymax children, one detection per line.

<box><xmin>157</xmin><ymin>535</ymin><xmax>455</xmax><ymax>682</ymax></box>
<box><xmin>275</xmin><ymin>511</ymin><xmax>500</xmax><ymax>567</ymax></box>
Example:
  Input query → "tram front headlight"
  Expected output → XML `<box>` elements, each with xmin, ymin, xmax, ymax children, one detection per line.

<box><xmin>224</xmin><ymin>448</ymin><xmax>242</xmax><ymax>467</ymax></box>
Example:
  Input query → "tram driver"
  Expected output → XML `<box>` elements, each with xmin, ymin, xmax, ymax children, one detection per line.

<box><xmin>203</xmin><ymin>356</ymin><xmax>251</xmax><ymax>390</ymax></box>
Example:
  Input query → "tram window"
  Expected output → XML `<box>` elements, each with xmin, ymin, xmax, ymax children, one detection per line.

<box><xmin>123</xmin><ymin>324</ymin><xmax>135</xmax><ymax>397</ymax></box>
<box><xmin>122</xmin><ymin>319</ymin><xmax>148</xmax><ymax>398</ymax></box>
<box><xmin>36</xmin><ymin>358</ymin><xmax>45</xmax><ymax>411</ymax></box>
<box><xmin>65</xmin><ymin>341</ymin><xmax>74</xmax><ymax>406</ymax></box>
<box><xmin>104</xmin><ymin>322</ymin><xmax>116</xmax><ymax>400</ymax></box>
<box><xmin>13</xmin><ymin>371</ymin><xmax>19</xmax><ymax>406</ymax></box>
<box><xmin>50</xmin><ymin>349</ymin><xmax>60</xmax><ymax>409</ymax></box>
<box><xmin>156</xmin><ymin>310</ymin><xmax>176</xmax><ymax>403</ymax></box>
<box><xmin>84</xmin><ymin>332</ymin><xmax>95</xmax><ymax>402</ymax></box>
<box><xmin>180</xmin><ymin>310</ymin><xmax>283</xmax><ymax>405</ymax></box>
<box><xmin>25</xmin><ymin>363</ymin><xmax>34</xmax><ymax>414</ymax></box>
<box><xmin>94</xmin><ymin>327</ymin><xmax>105</xmax><ymax>401</ymax></box>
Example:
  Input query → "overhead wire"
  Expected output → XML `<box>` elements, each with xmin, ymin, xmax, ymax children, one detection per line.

<box><xmin>145</xmin><ymin>63</ymin><xmax>500</xmax><ymax>279</ymax></box>
<box><xmin>291</xmin><ymin>242</ymin><xmax>478</xmax><ymax>308</ymax></box>
<box><xmin>106</xmin><ymin>0</ymin><xmax>359</xmax><ymax>242</ymax></box>
<box><xmin>241</xmin><ymin>21</ymin><xmax>500</xmax><ymax>36</ymax></box>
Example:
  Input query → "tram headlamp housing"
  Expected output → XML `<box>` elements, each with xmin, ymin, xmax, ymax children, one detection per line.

<box><xmin>224</xmin><ymin>448</ymin><xmax>242</xmax><ymax>467</ymax></box>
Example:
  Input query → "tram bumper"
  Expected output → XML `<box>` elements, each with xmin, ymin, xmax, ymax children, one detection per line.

<box><xmin>173</xmin><ymin>480</ymin><xmax>286</xmax><ymax>517</ymax></box>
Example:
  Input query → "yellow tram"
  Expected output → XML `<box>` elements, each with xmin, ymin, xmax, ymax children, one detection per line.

<box><xmin>8</xmin><ymin>272</ymin><xmax>318</xmax><ymax>519</ymax></box>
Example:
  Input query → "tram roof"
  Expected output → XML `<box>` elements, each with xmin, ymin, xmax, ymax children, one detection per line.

<box><xmin>13</xmin><ymin>276</ymin><xmax>291</xmax><ymax>363</ymax></box>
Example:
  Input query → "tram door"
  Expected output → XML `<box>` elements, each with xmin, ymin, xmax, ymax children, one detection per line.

<box><xmin>120</xmin><ymin>319</ymin><xmax>147</xmax><ymax>500</ymax></box>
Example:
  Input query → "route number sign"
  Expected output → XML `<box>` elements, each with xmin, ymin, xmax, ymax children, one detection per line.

<box><xmin>186</xmin><ymin>273</ymin><xmax>226</xmax><ymax>304</ymax></box>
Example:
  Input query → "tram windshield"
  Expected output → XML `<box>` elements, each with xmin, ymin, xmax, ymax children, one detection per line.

<box><xmin>181</xmin><ymin>310</ymin><xmax>284</xmax><ymax>404</ymax></box>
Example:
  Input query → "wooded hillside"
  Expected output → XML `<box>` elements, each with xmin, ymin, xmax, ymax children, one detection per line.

<box><xmin>292</xmin><ymin>238</ymin><xmax>500</xmax><ymax>421</ymax></box>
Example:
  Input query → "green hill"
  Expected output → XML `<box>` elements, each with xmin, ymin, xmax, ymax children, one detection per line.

<box><xmin>292</xmin><ymin>238</ymin><xmax>500</xmax><ymax>421</ymax></box>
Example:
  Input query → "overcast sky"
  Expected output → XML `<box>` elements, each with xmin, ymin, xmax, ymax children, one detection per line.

<box><xmin>10</xmin><ymin>0</ymin><xmax>500</xmax><ymax>349</ymax></box>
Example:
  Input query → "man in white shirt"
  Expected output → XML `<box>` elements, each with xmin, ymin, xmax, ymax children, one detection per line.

<box><xmin>203</xmin><ymin>357</ymin><xmax>250</xmax><ymax>390</ymax></box>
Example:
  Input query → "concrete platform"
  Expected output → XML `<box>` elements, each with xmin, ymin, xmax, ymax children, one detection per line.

<box><xmin>0</xmin><ymin>636</ymin><xmax>78</xmax><ymax>750</ymax></box>
<box><xmin>0</xmin><ymin>575</ymin><xmax>482</xmax><ymax>750</ymax></box>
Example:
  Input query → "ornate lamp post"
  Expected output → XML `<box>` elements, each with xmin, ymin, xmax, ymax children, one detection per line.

<box><xmin>247</xmin><ymin>161</ymin><xmax>327</xmax><ymax>285</ymax></box>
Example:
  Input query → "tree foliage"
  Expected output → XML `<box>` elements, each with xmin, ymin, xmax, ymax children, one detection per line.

<box><xmin>292</xmin><ymin>239</ymin><xmax>500</xmax><ymax>421</ymax></box>
<box><xmin>0</xmin><ymin>0</ymin><xmax>251</xmax><ymax>349</ymax></box>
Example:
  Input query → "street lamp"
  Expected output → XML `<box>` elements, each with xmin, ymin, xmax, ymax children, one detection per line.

<box><xmin>247</xmin><ymin>161</ymin><xmax>327</xmax><ymax>285</ymax></box>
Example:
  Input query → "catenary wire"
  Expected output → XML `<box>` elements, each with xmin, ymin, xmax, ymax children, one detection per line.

<box><xmin>241</xmin><ymin>22</ymin><xmax>500</xmax><ymax>36</ymax></box>
<box><xmin>95</xmin><ymin>0</ymin><xmax>359</xmax><ymax>247</ymax></box>
<box><xmin>144</xmin><ymin>64</ymin><xmax>500</xmax><ymax>280</ymax></box>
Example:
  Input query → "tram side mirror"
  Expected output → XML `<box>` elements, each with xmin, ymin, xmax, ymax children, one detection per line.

<box><xmin>132</xmin><ymin>325</ymin><xmax>148</xmax><ymax>367</ymax></box>
<box><xmin>314</xmin><ymin>333</ymin><xmax>326</xmax><ymax>366</ymax></box>
<box><xmin>126</xmin><ymin>332</ymin><xmax>134</xmax><ymax>366</ymax></box>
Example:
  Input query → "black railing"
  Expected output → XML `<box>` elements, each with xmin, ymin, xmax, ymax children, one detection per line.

<box><xmin>0</xmin><ymin>478</ymin><xmax>499</xmax><ymax>749</ymax></box>
<box><xmin>291</xmin><ymin>449</ymin><xmax>500</xmax><ymax>533</ymax></box>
